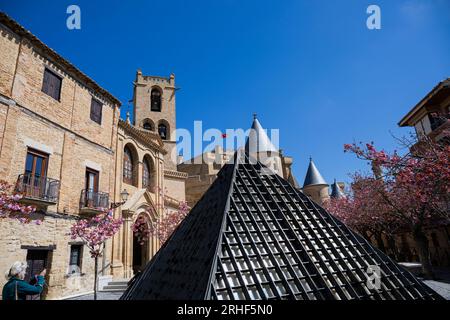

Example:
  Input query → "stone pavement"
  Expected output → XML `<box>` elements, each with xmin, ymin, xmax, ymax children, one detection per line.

<box><xmin>423</xmin><ymin>280</ymin><xmax>450</xmax><ymax>300</ymax></box>
<box><xmin>419</xmin><ymin>267</ymin><xmax>450</xmax><ymax>300</ymax></box>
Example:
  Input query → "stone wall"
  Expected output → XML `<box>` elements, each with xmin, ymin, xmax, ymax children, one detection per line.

<box><xmin>184</xmin><ymin>174</ymin><xmax>217</xmax><ymax>207</ymax></box>
<box><xmin>0</xmin><ymin>18</ymin><xmax>119</xmax><ymax>299</ymax></box>
<box><xmin>0</xmin><ymin>25</ymin><xmax>20</xmax><ymax>97</ymax></box>
<box><xmin>0</xmin><ymin>214</ymin><xmax>102</xmax><ymax>300</ymax></box>
<box><xmin>163</xmin><ymin>172</ymin><xmax>187</xmax><ymax>202</ymax></box>
<box><xmin>372</xmin><ymin>226</ymin><xmax>450</xmax><ymax>268</ymax></box>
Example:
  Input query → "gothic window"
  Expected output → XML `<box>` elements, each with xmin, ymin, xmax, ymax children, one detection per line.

<box><xmin>151</xmin><ymin>88</ymin><xmax>162</xmax><ymax>112</ymax></box>
<box><xmin>158</xmin><ymin>123</ymin><xmax>168</xmax><ymax>140</ymax></box>
<box><xmin>123</xmin><ymin>146</ymin><xmax>135</xmax><ymax>185</ymax></box>
<box><xmin>142</xmin><ymin>158</ymin><xmax>152</xmax><ymax>188</ymax></box>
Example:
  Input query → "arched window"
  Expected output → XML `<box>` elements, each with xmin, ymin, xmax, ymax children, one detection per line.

<box><xmin>158</xmin><ymin>123</ymin><xmax>168</xmax><ymax>140</ymax></box>
<box><xmin>142</xmin><ymin>158</ymin><xmax>152</xmax><ymax>188</ymax></box>
<box><xmin>143</xmin><ymin>121</ymin><xmax>153</xmax><ymax>131</ymax></box>
<box><xmin>123</xmin><ymin>146</ymin><xmax>135</xmax><ymax>185</ymax></box>
<box><xmin>151</xmin><ymin>88</ymin><xmax>161</xmax><ymax>112</ymax></box>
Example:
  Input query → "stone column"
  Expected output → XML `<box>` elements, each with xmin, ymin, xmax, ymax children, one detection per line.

<box><xmin>122</xmin><ymin>209</ymin><xmax>134</xmax><ymax>279</ymax></box>
<box><xmin>111</xmin><ymin>138</ymin><xmax>124</xmax><ymax>278</ymax></box>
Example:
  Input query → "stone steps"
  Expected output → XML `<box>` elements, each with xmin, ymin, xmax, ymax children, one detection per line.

<box><xmin>100</xmin><ymin>279</ymin><xmax>129</xmax><ymax>292</ymax></box>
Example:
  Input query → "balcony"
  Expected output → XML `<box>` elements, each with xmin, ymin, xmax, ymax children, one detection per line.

<box><xmin>15</xmin><ymin>174</ymin><xmax>60</xmax><ymax>206</ymax></box>
<box><xmin>80</xmin><ymin>189</ymin><xmax>109</xmax><ymax>216</ymax></box>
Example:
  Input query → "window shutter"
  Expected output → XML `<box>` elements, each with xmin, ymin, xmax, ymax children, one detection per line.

<box><xmin>42</xmin><ymin>70</ymin><xmax>50</xmax><ymax>94</ymax></box>
<box><xmin>90</xmin><ymin>99</ymin><xmax>103</xmax><ymax>124</ymax></box>
<box><xmin>53</xmin><ymin>73</ymin><xmax>61</xmax><ymax>100</ymax></box>
<box><xmin>42</xmin><ymin>69</ymin><xmax>62</xmax><ymax>100</ymax></box>
<box><xmin>49</xmin><ymin>71</ymin><xmax>57</xmax><ymax>99</ymax></box>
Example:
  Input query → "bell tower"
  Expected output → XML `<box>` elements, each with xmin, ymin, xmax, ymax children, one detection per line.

<box><xmin>133</xmin><ymin>69</ymin><xmax>177</xmax><ymax>169</ymax></box>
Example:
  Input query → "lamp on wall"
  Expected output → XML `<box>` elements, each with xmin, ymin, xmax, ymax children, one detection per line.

<box><xmin>110</xmin><ymin>189</ymin><xmax>129</xmax><ymax>209</ymax></box>
<box><xmin>121</xmin><ymin>189</ymin><xmax>129</xmax><ymax>202</ymax></box>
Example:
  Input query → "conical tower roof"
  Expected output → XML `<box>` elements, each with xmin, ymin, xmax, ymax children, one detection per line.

<box><xmin>121</xmin><ymin>150</ymin><xmax>441</xmax><ymax>300</ymax></box>
<box><xmin>245</xmin><ymin>114</ymin><xmax>278</xmax><ymax>153</ymax></box>
<box><xmin>303</xmin><ymin>158</ymin><xmax>327</xmax><ymax>187</ymax></box>
<box><xmin>330</xmin><ymin>179</ymin><xmax>346</xmax><ymax>199</ymax></box>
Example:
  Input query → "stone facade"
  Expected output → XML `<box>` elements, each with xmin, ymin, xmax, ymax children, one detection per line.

<box><xmin>110</xmin><ymin>119</ymin><xmax>186</xmax><ymax>280</ymax></box>
<box><xmin>373</xmin><ymin>225</ymin><xmax>450</xmax><ymax>267</ymax></box>
<box><xmin>178</xmin><ymin>130</ymin><xmax>301</xmax><ymax>208</ymax></box>
<box><xmin>302</xmin><ymin>184</ymin><xmax>330</xmax><ymax>205</ymax></box>
<box><xmin>0</xmin><ymin>13</ymin><xmax>120</xmax><ymax>299</ymax></box>
<box><xmin>129</xmin><ymin>68</ymin><xmax>187</xmax><ymax>209</ymax></box>
<box><xmin>178</xmin><ymin>145</ymin><xmax>234</xmax><ymax>207</ymax></box>
<box><xmin>133</xmin><ymin>70</ymin><xmax>178</xmax><ymax>170</ymax></box>
<box><xmin>0</xmin><ymin>13</ymin><xmax>186</xmax><ymax>299</ymax></box>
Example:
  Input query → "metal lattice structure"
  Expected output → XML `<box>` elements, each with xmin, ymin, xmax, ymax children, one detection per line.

<box><xmin>121</xmin><ymin>151</ymin><xmax>442</xmax><ymax>300</ymax></box>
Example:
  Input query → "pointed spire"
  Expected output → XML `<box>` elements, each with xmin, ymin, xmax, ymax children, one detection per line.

<box><xmin>303</xmin><ymin>158</ymin><xmax>327</xmax><ymax>187</ymax></box>
<box><xmin>330</xmin><ymin>179</ymin><xmax>345</xmax><ymax>199</ymax></box>
<box><xmin>245</xmin><ymin>115</ymin><xmax>278</xmax><ymax>153</ymax></box>
<box><xmin>126</xmin><ymin>111</ymin><xmax>131</xmax><ymax>124</ymax></box>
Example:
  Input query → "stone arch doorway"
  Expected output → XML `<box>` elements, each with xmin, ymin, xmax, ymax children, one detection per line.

<box><xmin>132</xmin><ymin>213</ymin><xmax>151</xmax><ymax>274</ymax></box>
<box><xmin>122</xmin><ymin>197</ymin><xmax>160</xmax><ymax>278</ymax></box>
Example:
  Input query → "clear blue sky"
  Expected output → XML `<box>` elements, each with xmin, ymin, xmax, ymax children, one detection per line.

<box><xmin>2</xmin><ymin>0</ymin><xmax>449</xmax><ymax>186</ymax></box>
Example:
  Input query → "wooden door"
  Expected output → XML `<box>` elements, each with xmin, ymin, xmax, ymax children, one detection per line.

<box><xmin>25</xmin><ymin>250</ymin><xmax>49</xmax><ymax>300</ymax></box>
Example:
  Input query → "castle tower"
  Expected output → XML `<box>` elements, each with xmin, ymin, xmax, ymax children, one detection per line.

<box><xmin>302</xmin><ymin>158</ymin><xmax>329</xmax><ymax>205</ymax></box>
<box><xmin>133</xmin><ymin>69</ymin><xmax>177</xmax><ymax>169</ymax></box>
<box><xmin>330</xmin><ymin>179</ymin><xmax>345</xmax><ymax>199</ymax></box>
<box><xmin>245</xmin><ymin>114</ymin><xmax>284</xmax><ymax>178</ymax></box>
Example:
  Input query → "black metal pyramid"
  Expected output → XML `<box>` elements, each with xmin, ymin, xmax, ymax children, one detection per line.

<box><xmin>121</xmin><ymin>151</ymin><xmax>441</xmax><ymax>300</ymax></box>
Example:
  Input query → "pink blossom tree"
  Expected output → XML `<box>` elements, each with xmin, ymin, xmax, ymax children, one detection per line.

<box><xmin>132</xmin><ymin>187</ymin><xmax>190</xmax><ymax>247</ymax></box>
<box><xmin>148</xmin><ymin>201</ymin><xmax>190</xmax><ymax>245</ymax></box>
<box><xmin>69</xmin><ymin>210</ymin><xmax>123</xmax><ymax>300</ymax></box>
<box><xmin>0</xmin><ymin>180</ymin><xmax>38</xmax><ymax>224</ymax></box>
<box><xmin>325</xmin><ymin>174</ymin><xmax>404</xmax><ymax>256</ymax></box>
<box><xmin>338</xmin><ymin>134</ymin><xmax>449</xmax><ymax>278</ymax></box>
<box><xmin>131</xmin><ymin>215</ymin><xmax>150</xmax><ymax>246</ymax></box>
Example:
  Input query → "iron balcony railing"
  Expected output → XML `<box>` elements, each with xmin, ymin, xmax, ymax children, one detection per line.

<box><xmin>80</xmin><ymin>189</ymin><xmax>109</xmax><ymax>210</ymax></box>
<box><xmin>16</xmin><ymin>174</ymin><xmax>60</xmax><ymax>203</ymax></box>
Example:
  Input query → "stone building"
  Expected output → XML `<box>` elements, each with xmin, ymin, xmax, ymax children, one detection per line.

<box><xmin>0</xmin><ymin>13</ymin><xmax>186</xmax><ymax>299</ymax></box>
<box><xmin>0</xmin><ymin>13</ymin><xmax>120</xmax><ymax>299</ymax></box>
<box><xmin>179</xmin><ymin>115</ymin><xmax>300</xmax><ymax>207</ymax></box>
<box><xmin>179</xmin><ymin>116</ymin><xmax>343</xmax><ymax>208</ymax></box>
<box><xmin>178</xmin><ymin>145</ymin><xmax>235</xmax><ymax>207</ymax></box>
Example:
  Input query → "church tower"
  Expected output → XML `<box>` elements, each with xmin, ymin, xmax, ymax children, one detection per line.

<box><xmin>133</xmin><ymin>69</ymin><xmax>178</xmax><ymax>169</ymax></box>
<box><xmin>302</xmin><ymin>158</ymin><xmax>329</xmax><ymax>205</ymax></box>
